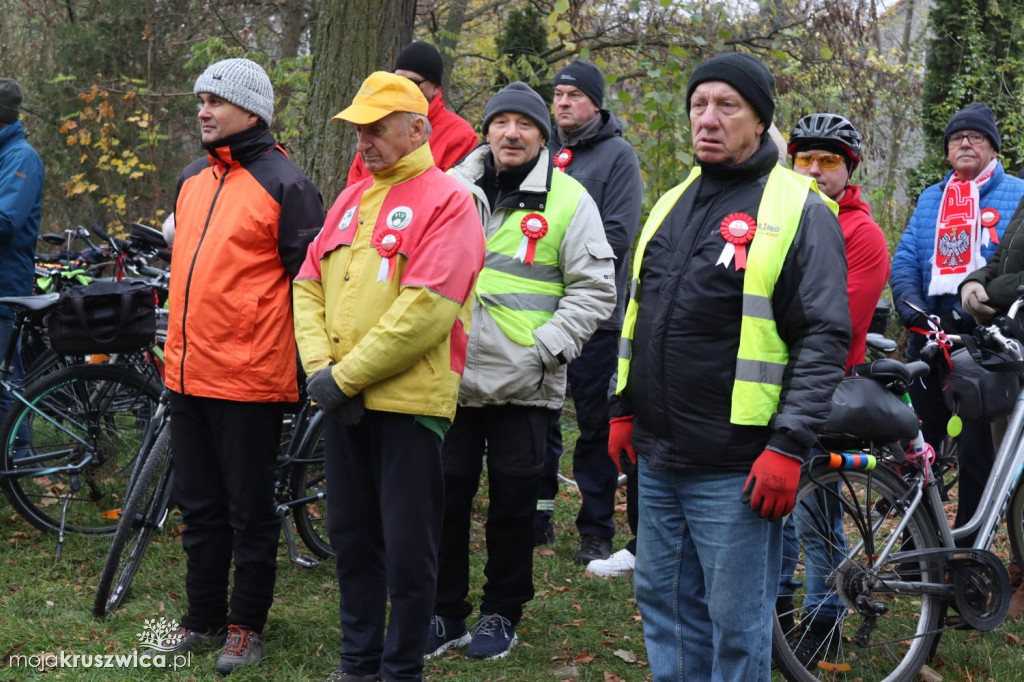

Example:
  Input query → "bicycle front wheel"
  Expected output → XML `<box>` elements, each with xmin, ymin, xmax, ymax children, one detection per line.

<box><xmin>290</xmin><ymin>415</ymin><xmax>333</xmax><ymax>559</ymax></box>
<box><xmin>773</xmin><ymin>461</ymin><xmax>943</xmax><ymax>682</ymax></box>
<box><xmin>0</xmin><ymin>363</ymin><xmax>161</xmax><ymax>534</ymax></box>
<box><xmin>93</xmin><ymin>421</ymin><xmax>174</xmax><ymax>617</ymax></box>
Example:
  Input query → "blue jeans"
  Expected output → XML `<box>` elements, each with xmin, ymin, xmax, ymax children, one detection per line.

<box><xmin>779</xmin><ymin>482</ymin><xmax>846</xmax><ymax>623</ymax></box>
<box><xmin>635</xmin><ymin>459</ymin><xmax>778</xmax><ymax>682</ymax></box>
<box><xmin>0</xmin><ymin>317</ymin><xmax>31</xmax><ymax>458</ymax></box>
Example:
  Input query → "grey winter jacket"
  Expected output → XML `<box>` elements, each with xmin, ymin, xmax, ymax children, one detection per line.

<box><xmin>550</xmin><ymin>111</ymin><xmax>643</xmax><ymax>331</ymax></box>
<box><xmin>449</xmin><ymin>146</ymin><xmax>617</xmax><ymax>409</ymax></box>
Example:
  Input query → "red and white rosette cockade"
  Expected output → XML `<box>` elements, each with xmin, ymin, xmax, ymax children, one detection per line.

<box><xmin>553</xmin><ymin>147</ymin><xmax>573</xmax><ymax>172</ymax></box>
<box><xmin>716</xmin><ymin>213</ymin><xmax>757</xmax><ymax>270</ymax></box>
<box><xmin>514</xmin><ymin>213</ymin><xmax>549</xmax><ymax>265</ymax></box>
<box><xmin>981</xmin><ymin>207</ymin><xmax>1001</xmax><ymax>247</ymax></box>
<box><xmin>374</xmin><ymin>229</ymin><xmax>402</xmax><ymax>281</ymax></box>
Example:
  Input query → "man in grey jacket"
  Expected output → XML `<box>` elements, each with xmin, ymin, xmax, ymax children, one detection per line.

<box><xmin>426</xmin><ymin>81</ymin><xmax>616</xmax><ymax>661</ymax></box>
<box><xmin>534</xmin><ymin>61</ymin><xmax>644</xmax><ymax>576</ymax></box>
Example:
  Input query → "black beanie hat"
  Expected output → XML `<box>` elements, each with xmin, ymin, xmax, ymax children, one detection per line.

<box><xmin>483</xmin><ymin>81</ymin><xmax>551</xmax><ymax>141</ymax></box>
<box><xmin>554</xmin><ymin>61</ymin><xmax>605</xmax><ymax>109</ymax></box>
<box><xmin>685</xmin><ymin>52</ymin><xmax>775</xmax><ymax>125</ymax></box>
<box><xmin>944</xmin><ymin>102</ymin><xmax>1000</xmax><ymax>153</ymax></box>
<box><xmin>0</xmin><ymin>78</ymin><xmax>23</xmax><ymax>125</ymax></box>
<box><xmin>394</xmin><ymin>42</ymin><xmax>444</xmax><ymax>87</ymax></box>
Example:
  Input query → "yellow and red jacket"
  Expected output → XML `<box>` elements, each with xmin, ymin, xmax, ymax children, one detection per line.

<box><xmin>164</xmin><ymin>127</ymin><xmax>324</xmax><ymax>402</ymax></box>
<box><xmin>293</xmin><ymin>143</ymin><xmax>484</xmax><ymax>420</ymax></box>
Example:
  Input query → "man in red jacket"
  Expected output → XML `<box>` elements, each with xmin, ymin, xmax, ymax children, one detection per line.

<box><xmin>788</xmin><ymin>113</ymin><xmax>889</xmax><ymax>371</ymax></box>
<box><xmin>777</xmin><ymin>113</ymin><xmax>890</xmax><ymax>669</ymax></box>
<box><xmin>346</xmin><ymin>42</ymin><xmax>478</xmax><ymax>186</ymax></box>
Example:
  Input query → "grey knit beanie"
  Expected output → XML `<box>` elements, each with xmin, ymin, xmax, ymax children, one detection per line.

<box><xmin>0</xmin><ymin>78</ymin><xmax>23</xmax><ymax>125</ymax></box>
<box><xmin>483</xmin><ymin>82</ymin><xmax>551</xmax><ymax>141</ymax></box>
<box><xmin>194</xmin><ymin>58</ymin><xmax>274</xmax><ymax>126</ymax></box>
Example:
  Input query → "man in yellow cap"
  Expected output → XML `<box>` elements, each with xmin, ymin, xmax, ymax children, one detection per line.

<box><xmin>293</xmin><ymin>71</ymin><xmax>486</xmax><ymax>682</ymax></box>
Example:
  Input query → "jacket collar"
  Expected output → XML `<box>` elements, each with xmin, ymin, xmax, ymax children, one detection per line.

<box><xmin>204</xmin><ymin>125</ymin><xmax>277</xmax><ymax>168</ymax></box>
<box><xmin>457</xmin><ymin>146</ymin><xmax>553</xmax><ymax>212</ymax></box>
<box><xmin>0</xmin><ymin>120</ymin><xmax>25</xmax><ymax>147</ymax></box>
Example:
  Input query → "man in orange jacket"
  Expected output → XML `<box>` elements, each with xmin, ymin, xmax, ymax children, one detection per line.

<box><xmin>160</xmin><ymin>58</ymin><xmax>324</xmax><ymax>675</ymax></box>
<box><xmin>345</xmin><ymin>42</ymin><xmax>478</xmax><ymax>186</ymax></box>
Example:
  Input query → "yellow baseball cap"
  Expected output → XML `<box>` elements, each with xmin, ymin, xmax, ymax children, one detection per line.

<box><xmin>333</xmin><ymin>71</ymin><xmax>429</xmax><ymax>124</ymax></box>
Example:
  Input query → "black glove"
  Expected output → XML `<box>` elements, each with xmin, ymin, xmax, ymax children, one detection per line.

<box><xmin>306</xmin><ymin>367</ymin><xmax>347</xmax><ymax>414</ymax></box>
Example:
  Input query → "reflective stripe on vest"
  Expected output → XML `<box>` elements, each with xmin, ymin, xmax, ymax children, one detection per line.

<box><xmin>616</xmin><ymin>164</ymin><xmax>837</xmax><ymax>426</ymax></box>
<box><xmin>475</xmin><ymin>170</ymin><xmax>585</xmax><ymax>346</ymax></box>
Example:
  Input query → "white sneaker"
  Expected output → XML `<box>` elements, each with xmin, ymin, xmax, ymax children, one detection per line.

<box><xmin>586</xmin><ymin>548</ymin><xmax>635</xmax><ymax>577</ymax></box>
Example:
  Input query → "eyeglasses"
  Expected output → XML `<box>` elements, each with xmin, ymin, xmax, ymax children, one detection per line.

<box><xmin>793</xmin><ymin>152</ymin><xmax>845</xmax><ymax>170</ymax></box>
<box><xmin>948</xmin><ymin>132</ymin><xmax>986</xmax><ymax>147</ymax></box>
<box><xmin>404</xmin><ymin>76</ymin><xmax>426</xmax><ymax>86</ymax></box>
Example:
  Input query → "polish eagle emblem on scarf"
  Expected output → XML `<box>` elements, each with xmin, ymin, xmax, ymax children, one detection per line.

<box><xmin>937</xmin><ymin>229</ymin><xmax>971</xmax><ymax>267</ymax></box>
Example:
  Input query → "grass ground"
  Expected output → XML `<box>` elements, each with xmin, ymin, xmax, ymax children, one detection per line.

<box><xmin>2</xmin><ymin>407</ymin><xmax>1024</xmax><ymax>681</ymax></box>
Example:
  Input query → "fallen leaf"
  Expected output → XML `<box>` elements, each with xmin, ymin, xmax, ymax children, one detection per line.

<box><xmin>613</xmin><ymin>649</ymin><xmax>637</xmax><ymax>663</ymax></box>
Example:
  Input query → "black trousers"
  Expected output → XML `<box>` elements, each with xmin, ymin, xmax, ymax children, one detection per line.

<box><xmin>536</xmin><ymin>330</ymin><xmax>622</xmax><ymax>539</ymax></box>
<box><xmin>323</xmin><ymin>411</ymin><xmax>443</xmax><ymax>682</ymax></box>
<box><xmin>169</xmin><ymin>392</ymin><xmax>284</xmax><ymax>634</ymax></box>
<box><xmin>909</xmin><ymin>365</ymin><xmax>996</xmax><ymax>546</ymax></box>
<box><xmin>436</xmin><ymin>405</ymin><xmax>554</xmax><ymax>626</ymax></box>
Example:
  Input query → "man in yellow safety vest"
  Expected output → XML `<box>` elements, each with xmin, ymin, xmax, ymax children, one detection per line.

<box><xmin>609</xmin><ymin>53</ymin><xmax>851</xmax><ymax>681</ymax></box>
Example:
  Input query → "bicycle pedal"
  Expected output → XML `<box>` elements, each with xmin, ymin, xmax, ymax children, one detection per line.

<box><xmin>290</xmin><ymin>555</ymin><xmax>319</xmax><ymax>570</ymax></box>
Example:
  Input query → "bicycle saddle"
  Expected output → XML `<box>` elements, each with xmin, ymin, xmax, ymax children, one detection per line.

<box><xmin>0</xmin><ymin>293</ymin><xmax>60</xmax><ymax>312</ymax></box>
<box><xmin>849</xmin><ymin>358</ymin><xmax>928</xmax><ymax>386</ymax></box>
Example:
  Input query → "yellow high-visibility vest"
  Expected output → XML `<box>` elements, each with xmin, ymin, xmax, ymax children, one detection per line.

<box><xmin>475</xmin><ymin>171</ymin><xmax>585</xmax><ymax>345</ymax></box>
<box><xmin>616</xmin><ymin>164</ymin><xmax>837</xmax><ymax>425</ymax></box>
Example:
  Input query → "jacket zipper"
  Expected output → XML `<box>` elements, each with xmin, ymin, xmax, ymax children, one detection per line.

<box><xmin>179</xmin><ymin>165</ymin><xmax>229</xmax><ymax>392</ymax></box>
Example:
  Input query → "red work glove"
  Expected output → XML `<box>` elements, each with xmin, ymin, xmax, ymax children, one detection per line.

<box><xmin>741</xmin><ymin>450</ymin><xmax>801</xmax><ymax>521</ymax></box>
<box><xmin>607</xmin><ymin>416</ymin><xmax>637</xmax><ymax>475</ymax></box>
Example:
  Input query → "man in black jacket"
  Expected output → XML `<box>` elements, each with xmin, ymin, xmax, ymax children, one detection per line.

<box><xmin>534</xmin><ymin>61</ymin><xmax>644</xmax><ymax>574</ymax></box>
<box><xmin>609</xmin><ymin>53</ymin><xmax>850</xmax><ymax>680</ymax></box>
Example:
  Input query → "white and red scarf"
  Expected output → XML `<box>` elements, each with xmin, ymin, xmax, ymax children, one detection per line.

<box><xmin>928</xmin><ymin>158</ymin><xmax>998</xmax><ymax>296</ymax></box>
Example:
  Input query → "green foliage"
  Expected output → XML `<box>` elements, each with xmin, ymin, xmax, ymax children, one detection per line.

<box><xmin>494</xmin><ymin>4</ymin><xmax>553</xmax><ymax>102</ymax></box>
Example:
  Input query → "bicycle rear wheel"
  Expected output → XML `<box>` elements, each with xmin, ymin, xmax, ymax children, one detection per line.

<box><xmin>773</xmin><ymin>461</ymin><xmax>943</xmax><ymax>682</ymax></box>
<box><xmin>0</xmin><ymin>363</ymin><xmax>161</xmax><ymax>534</ymax></box>
<box><xmin>289</xmin><ymin>415</ymin><xmax>333</xmax><ymax>559</ymax></box>
<box><xmin>93</xmin><ymin>421</ymin><xmax>174</xmax><ymax>617</ymax></box>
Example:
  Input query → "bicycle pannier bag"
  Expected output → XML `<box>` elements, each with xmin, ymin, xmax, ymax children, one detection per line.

<box><xmin>823</xmin><ymin>376</ymin><xmax>920</xmax><ymax>442</ymax></box>
<box><xmin>943</xmin><ymin>346</ymin><xmax>1021</xmax><ymax>420</ymax></box>
<box><xmin>48</xmin><ymin>280</ymin><xmax>156</xmax><ymax>354</ymax></box>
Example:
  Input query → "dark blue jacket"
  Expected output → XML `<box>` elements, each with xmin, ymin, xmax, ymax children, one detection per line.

<box><xmin>0</xmin><ymin>121</ymin><xmax>44</xmax><ymax>319</ymax></box>
<box><xmin>891</xmin><ymin>163</ymin><xmax>1024</xmax><ymax>355</ymax></box>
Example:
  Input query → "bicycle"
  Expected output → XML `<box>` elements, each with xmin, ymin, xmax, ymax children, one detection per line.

<box><xmin>92</xmin><ymin>387</ymin><xmax>332</xmax><ymax>617</ymax></box>
<box><xmin>771</xmin><ymin>298</ymin><xmax>1024</xmax><ymax>681</ymax></box>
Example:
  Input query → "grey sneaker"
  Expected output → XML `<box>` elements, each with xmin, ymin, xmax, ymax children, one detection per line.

<box><xmin>214</xmin><ymin>624</ymin><xmax>263</xmax><ymax>675</ymax></box>
<box><xmin>141</xmin><ymin>627</ymin><xmax>224</xmax><ymax>657</ymax></box>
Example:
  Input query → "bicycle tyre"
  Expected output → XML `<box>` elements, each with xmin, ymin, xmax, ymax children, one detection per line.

<box><xmin>93</xmin><ymin>421</ymin><xmax>174</xmax><ymax>617</ymax></box>
<box><xmin>772</xmin><ymin>461</ymin><xmax>943</xmax><ymax>682</ymax></box>
<box><xmin>289</xmin><ymin>415</ymin><xmax>333</xmax><ymax>559</ymax></box>
<box><xmin>0</xmin><ymin>363</ymin><xmax>161</xmax><ymax>534</ymax></box>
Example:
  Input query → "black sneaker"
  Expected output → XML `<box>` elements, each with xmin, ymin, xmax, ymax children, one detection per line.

<box><xmin>424</xmin><ymin>614</ymin><xmax>471</xmax><ymax>658</ymax></box>
<box><xmin>787</xmin><ymin>617</ymin><xmax>841</xmax><ymax>670</ymax></box>
<box><xmin>465</xmin><ymin>613</ymin><xmax>517</xmax><ymax>659</ymax></box>
<box><xmin>574</xmin><ymin>535</ymin><xmax>612</xmax><ymax>565</ymax></box>
<box><xmin>323</xmin><ymin>671</ymin><xmax>378</xmax><ymax>682</ymax></box>
<box><xmin>214</xmin><ymin>624</ymin><xmax>263</xmax><ymax>675</ymax></box>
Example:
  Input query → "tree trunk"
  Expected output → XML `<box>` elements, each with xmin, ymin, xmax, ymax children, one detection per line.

<box><xmin>300</xmin><ymin>0</ymin><xmax>417</xmax><ymax>201</ymax></box>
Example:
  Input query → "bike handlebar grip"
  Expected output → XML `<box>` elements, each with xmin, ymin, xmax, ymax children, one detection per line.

<box><xmin>828</xmin><ymin>452</ymin><xmax>877</xmax><ymax>470</ymax></box>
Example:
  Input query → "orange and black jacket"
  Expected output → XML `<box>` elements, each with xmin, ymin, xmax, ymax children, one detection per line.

<box><xmin>164</xmin><ymin>126</ymin><xmax>324</xmax><ymax>403</ymax></box>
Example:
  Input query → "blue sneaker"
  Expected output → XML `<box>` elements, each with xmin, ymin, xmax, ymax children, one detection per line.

<box><xmin>465</xmin><ymin>613</ymin><xmax>517</xmax><ymax>659</ymax></box>
<box><xmin>424</xmin><ymin>615</ymin><xmax>471</xmax><ymax>659</ymax></box>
